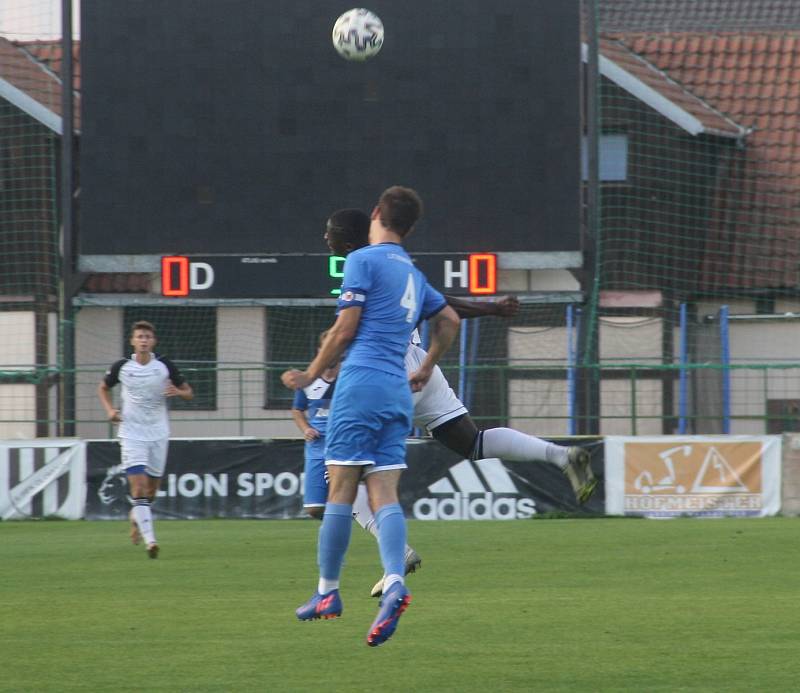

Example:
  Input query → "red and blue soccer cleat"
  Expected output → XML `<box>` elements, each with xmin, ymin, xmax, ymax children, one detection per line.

<box><xmin>295</xmin><ymin>589</ymin><xmax>343</xmax><ymax>621</ymax></box>
<box><xmin>366</xmin><ymin>582</ymin><xmax>411</xmax><ymax>647</ymax></box>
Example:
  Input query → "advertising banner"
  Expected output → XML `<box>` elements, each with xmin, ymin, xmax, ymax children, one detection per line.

<box><xmin>0</xmin><ymin>439</ymin><xmax>87</xmax><ymax>519</ymax></box>
<box><xmin>86</xmin><ymin>437</ymin><xmax>605</xmax><ymax>520</ymax></box>
<box><xmin>604</xmin><ymin>436</ymin><xmax>782</xmax><ymax>518</ymax></box>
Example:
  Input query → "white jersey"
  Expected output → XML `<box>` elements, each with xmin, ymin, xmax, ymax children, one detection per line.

<box><xmin>405</xmin><ymin>342</ymin><xmax>467</xmax><ymax>431</ymax></box>
<box><xmin>103</xmin><ymin>354</ymin><xmax>186</xmax><ymax>441</ymax></box>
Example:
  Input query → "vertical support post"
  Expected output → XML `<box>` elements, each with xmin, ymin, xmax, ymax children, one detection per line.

<box><xmin>59</xmin><ymin>0</ymin><xmax>76</xmax><ymax>436</ymax></box>
<box><xmin>630</xmin><ymin>366</ymin><xmax>638</xmax><ymax>435</ymax></box>
<box><xmin>458</xmin><ymin>319</ymin><xmax>468</xmax><ymax>401</ymax></box>
<box><xmin>566</xmin><ymin>304</ymin><xmax>577</xmax><ymax>435</ymax></box>
<box><xmin>678</xmin><ymin>302</ymin><xmax>688</xmax><ymax>434</ymax></box>
<box><xmin>577</xmin><ymin>0</ymin><xmax>601</xmax><ymax>435</ymax></box>
<box><xmin>466</xmin><ymin>318</ymin><xmax>480</xmax><ymax>411</ymax></box>
<box><xmin>720</xmin><ymin>305</ymin><xmax>731</xmax><ymax>433</ymax></box>
<box><xmin>238</xmin><ymin>368</ymin><xmax>244</xmax><ymax>437</ymax></box>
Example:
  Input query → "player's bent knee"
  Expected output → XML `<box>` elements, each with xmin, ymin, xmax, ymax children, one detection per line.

<box><xmin>306</xmin><ymin>506</ymin><xmax>324</xmax><ymax>520</ymax></box>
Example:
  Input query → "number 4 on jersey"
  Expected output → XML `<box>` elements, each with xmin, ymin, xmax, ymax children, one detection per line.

<box><xmin>400</xmin><ymin>274</ymin><xmax>417</xmax><ymax>322</ymax></box>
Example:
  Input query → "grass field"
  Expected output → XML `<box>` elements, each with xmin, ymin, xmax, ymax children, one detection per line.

<box><xmin>1</xmin><ymin>517</ymin><xmax>799</xmax><ymax>692</ymax></box>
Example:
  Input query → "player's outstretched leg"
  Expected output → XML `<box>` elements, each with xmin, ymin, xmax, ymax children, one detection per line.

<box><xmin>370</xmin><ymin>547</ymin><xmax>422</xmax><ymax>598</ymax></box>
<box><xmin>366</xmin><ymin>582</ymin><xmax>412</xmax><ymax>647</ymax></box>
<box><xmin>296</xmin><ymin>589</ymin><xmax>343</xmax><ymax>621</ymax></box>
<box><xmin>563</xmin><ymin>446</ymin><xmax>598</xmax><ymax>504</ymax></box>
<box><xmin>476</xmin><ymin>427</ymin><xmax>598</xmax><ymax>504</ymax></box>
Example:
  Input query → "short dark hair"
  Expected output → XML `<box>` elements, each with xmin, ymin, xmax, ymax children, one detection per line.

<box><xmin>327</xmin><ymin>208</ymin><xmax>370</xmax><ymax>249</ymax></box>
<box><xmin>130</xmin><ymin>320</ymin><xmax>156</xmax><ymax>337</ymax></box>
<box><xmin>377</xmin><ymin>186</ymin><xmax>423</xmax><ymax>237</ymax></box>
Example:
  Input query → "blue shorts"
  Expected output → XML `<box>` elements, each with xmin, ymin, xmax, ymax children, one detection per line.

<box><xmin>303</xmin><ymin>438</ymin><xmax>328</xmax><ymax>508</ymax></box>
<box><xmin>325</xmin><ymin>365</ymin><xmax>411</xmax><ymax>472</ymax></box>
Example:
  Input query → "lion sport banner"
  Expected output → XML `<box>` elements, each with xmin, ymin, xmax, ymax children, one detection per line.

<box><xmin>0</xmin><ymin>439</ymin><xmax>87</xmax><ymax>520</ymax></box>
<box><xmin>604</xmin><ymin>436</ymin><xmax>781</xmax><ymax>518</ymax></box>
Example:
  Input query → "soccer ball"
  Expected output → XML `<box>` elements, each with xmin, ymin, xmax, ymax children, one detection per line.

<box><xmin>332</xmin><ymin>8</ymin><xmax>384</xmax><ymax>61</ymax></box>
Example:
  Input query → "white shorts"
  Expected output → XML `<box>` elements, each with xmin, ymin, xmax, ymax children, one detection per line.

<box><xmin>120</xmin><ymin>438</ymin><xmax>169</xmax><ymax>478</ymax></box>
<box><xmin>405</xmin><ymin>343</ymin><xmax>468</xmax><ymax>432</ymax></box>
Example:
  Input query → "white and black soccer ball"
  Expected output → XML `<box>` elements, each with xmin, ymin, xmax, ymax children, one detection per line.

<box><xmin>332</xmin><ymin>8</ymin><xmax>384</xmax><ymax>61</ymax></box>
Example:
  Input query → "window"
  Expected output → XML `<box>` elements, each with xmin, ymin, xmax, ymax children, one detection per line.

<box><xmin>582</xmin><ymin>133</ymin><xmax>628</xmax><ymax>182</ymax></box>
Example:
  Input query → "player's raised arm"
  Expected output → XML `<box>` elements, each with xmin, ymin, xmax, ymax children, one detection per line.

<box><xmin>408</xmin><ymin>304</ymin><xmax>460</xmax><ymax>392</ymax></box>
<box><xmin>443</xmin><ymin>294</ymin><xmax>520</xmax><ymax>319</ymax></box>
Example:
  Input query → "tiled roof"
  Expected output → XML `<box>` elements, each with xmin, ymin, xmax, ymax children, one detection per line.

<box><xmin>599</xmin><ymin>0</ymin><xmax>800</xmax><ymax>33</ymax></box>
<box><xmin>0</xmin><ymin>36</ymin><xmax>80</xmax><ymax>132</ymax></box>
<box><xmin>598</xmin><ymin>38</ymin><xmax>746</xmax><ymax>137</ymax></box>
<box><xmin>616</xmin><ymin>31</ymin><xmax>800</xmax><ymax>289</ymax></box>
<box><xmin>16</xmin><ymin>39</ymin><xmax>81</xmax><ymax>92</ymax></box>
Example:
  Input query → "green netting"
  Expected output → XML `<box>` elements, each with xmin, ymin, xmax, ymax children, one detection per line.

<box><xmin>581</xmin><ymin>0</ymin><xmax>800</xmax><ymax>434</ymax></box>
<box><xmin>3</xmin><ymin>1</ymin><xmax>800</xmax><ymax>438</ymax></box>
<box><xmin>0</xmin><ymin>4</ymin><xmax>62</xmax><ymax>438</ymax></box>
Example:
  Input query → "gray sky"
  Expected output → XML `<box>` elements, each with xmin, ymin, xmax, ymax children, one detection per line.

<box><xmin>0</xmin><ymin>0</ymin><xmax>80</xmax><ymax>40</ymax></box>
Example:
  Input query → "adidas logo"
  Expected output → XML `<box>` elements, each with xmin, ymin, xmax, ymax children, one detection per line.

<box><xmin>412</xmin><ymin>458</ymin><xmax>536</xmax><ymax>520</ymax></box>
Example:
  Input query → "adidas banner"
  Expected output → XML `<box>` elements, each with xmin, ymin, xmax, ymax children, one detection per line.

<box><xmin>85</xmin><ymin>437</ymin><xmax>605</xmax><ymax>520</ymax></box>
<box><xmin>604</xmin><ymin>435</ymin><xmax>782</xmax><ymax>518</ymax></box>
<box><xmin>0</xmin><ymin>439</ymin><xmax>87</xmax><ymax>520</ymax></box>
<box><xmin>402</xmin><ymin>438</ymin><xmax>605</xmax><ymax>519</ymax></box>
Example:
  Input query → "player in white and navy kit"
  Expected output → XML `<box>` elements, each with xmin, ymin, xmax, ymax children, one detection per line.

<box><xmin>324</xmin><ymin>207</ymin><xmax>598</xmax><ymax>596</ymax></box>
<box><xmin>97</xmin><ymin>320</ymin><xmax>193</xmax><ymax>558</ymax></box>
<box><xmin>282</xmin><ymin>186</ymin><xmax>460</xmax><ymax>646</ymax></box>
<box><xmin>291</xmin><ymin>332</ymin><xmax>339</xmax><ymax>516</ymax></box>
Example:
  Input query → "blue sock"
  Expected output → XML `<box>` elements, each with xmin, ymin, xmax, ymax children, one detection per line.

<box><xmin>375</xmin><ymin>503</ymin><xmax>406</xmax><ymax>578</ymax></box>
<box><xmin>318</xmin><ymin>502</ymin><xmax>353</xmax><ymax>583</ymax></box>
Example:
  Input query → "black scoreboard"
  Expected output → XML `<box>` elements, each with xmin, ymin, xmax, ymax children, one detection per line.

<box><xmin>80</xmin><ymin>0</ymin><xmax>580</xmax><ymax>285</ymax></box>
<box><xmin>160</xmin><ymin>253</ymin><xmax>498</xmax><ymax>298</ymax></box>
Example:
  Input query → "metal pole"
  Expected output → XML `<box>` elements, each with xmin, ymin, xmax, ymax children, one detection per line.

<box><xmin>59</xmin><ymin>0</ymin><xmax>76</xmax><ymax>436</ymax></box>
<box><xmin>566</xmin><ymin>304</ymin><xmax>576</xmax><ymax>435</ymax></box>
<box><xmin>578</xmin><ymin>0</ymin><xmax>601</xmax><ymax>435</ymax></box>
<box><xmin>678</xmin><ymin>302</ymin><xmax>688</xmax><ymax>433</ymax></box>
<box><xmin>466</xmin><ymin>318</ymin><xmax>480</xmax><ymax>411</ymax></box>
<box><xmin>720</xmin><ymin>305</ymin><xmax>731</xmax><ymax>433</ymax></box>
<box><xmin>458</xmin><ymin>319</ymin><xmax>468</xmax><ymax>401</ymax></box>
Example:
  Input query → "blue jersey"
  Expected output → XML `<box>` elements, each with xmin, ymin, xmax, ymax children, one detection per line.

<box><xmin>337</xmin><ymin>243</ymin><xmax>446</xmax><ymax>377</ymax></box>
<box><xmin>292</xmin><ymin>377</ymin><xmax>336</xmax><ymax>436</ymax></box>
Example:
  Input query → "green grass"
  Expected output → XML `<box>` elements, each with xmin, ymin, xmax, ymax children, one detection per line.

<box><xmin>1</xmin><ymin>518</ymin><xmax>799</xmax><ymax>692</ymax></box>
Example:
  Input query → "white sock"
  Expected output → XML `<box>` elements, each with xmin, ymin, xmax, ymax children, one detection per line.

<box><xmin>352</xmin><ymin>483</ymin><xmax>415</xmax><ymax>559</ymax></box>
<box><xmin>318</xmin><ymin>578</ymin><xmax>339</xmax><ymax>594</ymax></box>
<box><xmin>480</xmin><ymin>428</ymin><xmax>569</xmax><ymax>469</ymax></box>
<box><xmin>132</xmin><ymin>500</ymin><xmax>156</xmax><ymax>545</ymax></box>
<box><xmin>382</xmin><ymin>574</ymin><xmax>404</xmax><ymax>592</ymax></box>
<box><xmin>352</xmin><ymin>483</ymin><xmax>378</xmax><ymax>536</ymax></box>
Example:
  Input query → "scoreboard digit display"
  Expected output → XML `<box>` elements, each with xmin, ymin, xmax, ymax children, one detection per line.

<box><xmin>79</xmin><ymin>0</ymin><xmax>580</xmax><ymax>291</ymax></box>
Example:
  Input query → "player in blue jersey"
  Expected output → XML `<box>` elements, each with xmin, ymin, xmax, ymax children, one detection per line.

<box><xmin>324</xmin><ymin>207</ymin><xmax>598</xmax><ymax>595</ymax></box>
<box><xmin>291</xmin><ymin>330</ymin><xmax>339</xmax><ymax>517</ymax></box>
<box><xmin>282</xmin><ymin>186</ymin><xmax>460</xmax><ymax>647</ymax></box>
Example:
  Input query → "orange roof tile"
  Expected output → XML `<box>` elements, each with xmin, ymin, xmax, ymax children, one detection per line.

<box><xmin>0</xmin><ymin>36</ymin><xmax>80</xmax><ymax>132</ymax></box>
<box><xmin>613</xmin><ymin>31</ymin><xmax>800</xmax><ymax>289</ymax></box>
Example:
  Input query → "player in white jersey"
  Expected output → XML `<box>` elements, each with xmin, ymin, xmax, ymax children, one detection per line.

<box><xmin>97</xmin><ymin>320</ymin><xmax>193</xmax><ymax>558</ymax></box>
<box><xmin>324</xmin><ymin>208</ymin><xmax>598</xmax><ymax>596</ymax></box>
